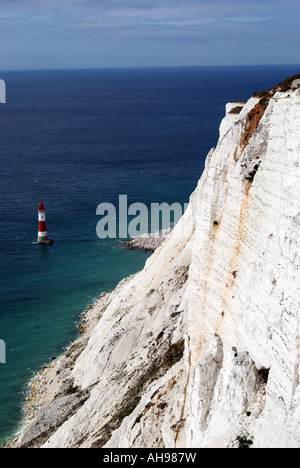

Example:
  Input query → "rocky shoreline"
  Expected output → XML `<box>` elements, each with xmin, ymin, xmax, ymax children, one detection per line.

<box><xmin>5</xmin><ymin>292</ymin><xmax>113</xmax><ymax>448</ymax></box>
<box><xmin>120</xmin><ymin>226</ymin><xmax>174</xmax><ymax>252</ymax></box>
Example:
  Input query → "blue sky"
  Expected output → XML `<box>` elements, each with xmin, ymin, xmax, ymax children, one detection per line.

<box><xmin>1</xmin><ymin>0</ymin><xmax>299</xmax><ymax>70</ymax></box>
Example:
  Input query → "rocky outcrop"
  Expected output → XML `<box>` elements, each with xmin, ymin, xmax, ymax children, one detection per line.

<box><xmin>121</xmin><ymin>226</ymin><xmax>174</xmax><ymax>252</ymax></box>
<box><xmin>10</xmin><ymin>75</ymin><xmax>300</xmax><ymax>448</ymax></box>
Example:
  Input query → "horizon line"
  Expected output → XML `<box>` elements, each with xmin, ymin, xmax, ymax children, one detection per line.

<box><xmin>1</xmin><ymin>63</ymin><xmax>300</xmax><ymax>74</ymax></box>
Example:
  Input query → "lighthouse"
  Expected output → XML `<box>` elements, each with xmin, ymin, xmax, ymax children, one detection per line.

<box><xmin>37</xmin><ymin>202</ymin><xmax>53</xmax><ymax>245</ymax></box>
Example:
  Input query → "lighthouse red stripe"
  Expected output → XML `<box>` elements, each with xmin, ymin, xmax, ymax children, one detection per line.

<box><xmin>38</xmin><ymin>221</ymin><xmax>47</xmax><ymax>232</ymax></box>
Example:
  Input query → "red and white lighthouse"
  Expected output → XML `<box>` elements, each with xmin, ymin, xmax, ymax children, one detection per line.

<box><xmin>37</xmin><ymin>202</ymin><xmax>53</xmax><ymax>244</ymax></box>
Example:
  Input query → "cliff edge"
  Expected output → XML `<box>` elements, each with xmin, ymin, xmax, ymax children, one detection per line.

<box><xmin>11</xmin><ymin>75</ymin><xmax>300</xmax><ymax>448</ymax></box>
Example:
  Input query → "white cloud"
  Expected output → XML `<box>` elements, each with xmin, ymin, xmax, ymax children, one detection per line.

<box><xmin>225</xmin><ymin>15</ymin><xmax>273</xmax><ymax>23</ymax></box>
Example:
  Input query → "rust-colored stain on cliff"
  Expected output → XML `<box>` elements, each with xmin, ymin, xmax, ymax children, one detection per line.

<box><xmin>237</xmin><ymin>99</ymin><xmax>269</xmax><ymax>160</ymax></box>
<box><xmin>216</xmin><ymin>193</ymin><xmax>250</xmax><ymax>335</ymax></box>
<box><xmin>235</xmin><ymin>73</ymin><xmax>300</xmax><ymax>162</ymax></box>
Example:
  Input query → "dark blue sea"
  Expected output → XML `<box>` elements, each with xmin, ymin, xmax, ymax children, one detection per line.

<box><xmin>0</xmin><ymin>65</ymin><xmax>298</xmax><ymax>444</ymax></box>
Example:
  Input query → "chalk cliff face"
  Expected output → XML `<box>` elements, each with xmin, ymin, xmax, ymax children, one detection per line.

<box><xmin>13</xmin><ymin>75</ymin><xmax>300</xmax><ymax>448</ymax></box>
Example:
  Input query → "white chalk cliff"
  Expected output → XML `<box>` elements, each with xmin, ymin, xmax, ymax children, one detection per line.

<box><xmin>13</xmin><ymin>75</ymin><xmax>300</xmax><ymax>448</ymax></box>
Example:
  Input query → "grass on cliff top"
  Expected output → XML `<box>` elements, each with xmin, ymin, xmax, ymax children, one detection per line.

<box><xmin>253</xmin><ymin>73</ymin><xmax>300</xmax><ymax>98</ymax></box>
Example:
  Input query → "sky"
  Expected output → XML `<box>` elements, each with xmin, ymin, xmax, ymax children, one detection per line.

<box><xmin>0</xmin><ymin>0</ymin><xmax>299</xmax><ymax>70</ymax></box>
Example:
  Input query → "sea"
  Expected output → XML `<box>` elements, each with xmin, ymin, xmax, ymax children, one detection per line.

<box><xmin>0</xmin><ymin>65</ymin><xmax>298</xmax><ymax>445</ymax></box>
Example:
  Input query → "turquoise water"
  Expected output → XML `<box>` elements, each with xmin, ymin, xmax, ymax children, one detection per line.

<box><xmin>0</xmin><ymin>65</ymin><xmax>299</xmax><ymax>444</ymax></box>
